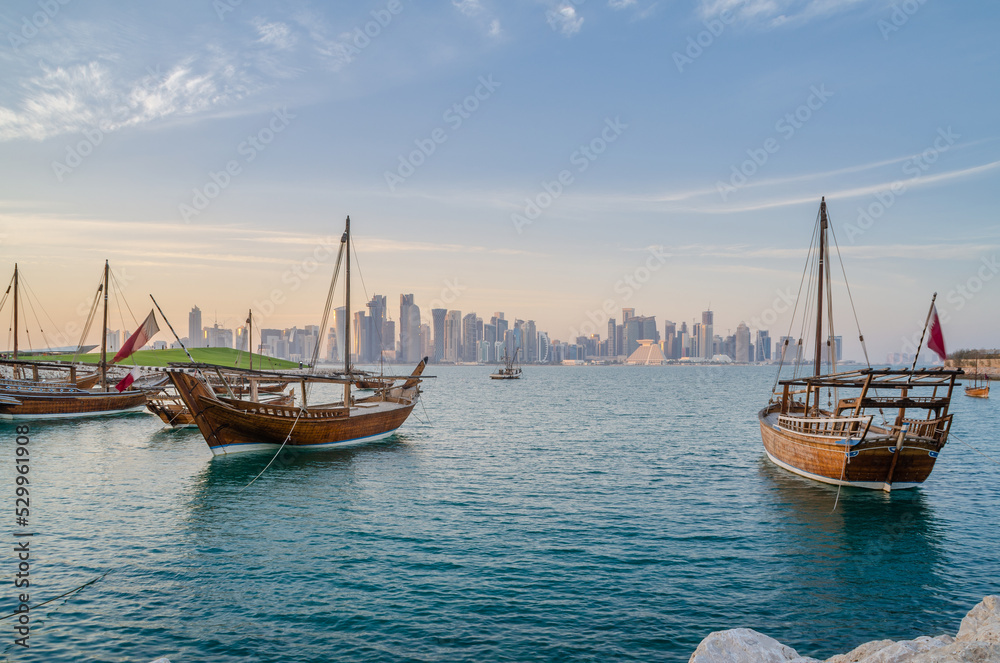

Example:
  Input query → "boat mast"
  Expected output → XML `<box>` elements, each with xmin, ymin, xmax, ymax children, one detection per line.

<box><xmin>248</xmin><ymin>308</ymin><xmax>253</xmax><ymax>371</ymax></box>
<box><xmin>101</xmin><ymin>260</ymin><xmax>109</xmax><ymax>391</ymax></box>
<box><xmin>814</xmin><ymin>198</ymin><xmax>827</xmax><ymax>378</ymax></box>
<box><xmin>12</xmin><ymin>263</ymin><xmax>18</xmax><ymax>360</ymax></box>
<box><xmin>343</xmin><ymin>216</ymin><xmax>351</xmax><ymax>406</ymax></box>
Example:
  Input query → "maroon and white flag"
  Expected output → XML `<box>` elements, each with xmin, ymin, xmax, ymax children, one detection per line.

<box><xmin>926</xmin><ymin>304</ymin><xmax>947</xmax><ymax>362</ymax></box>
<box><xmin>112</xmin><ymin>309</ymin><xmax>160</xmax><ymax>364</ymax></box>
<box><xmin>115</xmin><ymin>366</ymin><xmax>141</xmax><ymax>393</ymax></box>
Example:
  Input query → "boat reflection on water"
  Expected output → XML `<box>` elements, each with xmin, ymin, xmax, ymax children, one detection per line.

<box><xmin>755</xmin><ymin>457</ymin><xmax>947</xmax><ymax>657</ymax></box>
<box><xmin>186</xmin><ymin>435</ymin><xmax>418</xmax><ymax>504</ymax></box>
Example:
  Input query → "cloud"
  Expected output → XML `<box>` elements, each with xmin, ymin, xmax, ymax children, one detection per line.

<box><xmin>698</xmin><ymin>0</ymin><xmax>870</xmax><ymax>28</ymax></box>
<box><xmin>608</xmin><ymin>0</ymin><xmax>637</xmax><ymax>8</ymax></box>
<box><xmin>451</xmin><ymin>0</ymin><xmax>503</xmax><ymax>38</ymax></box>
<box><xmin>547</xmin><ymin>4</ymin><xmax>585</xmax><ymax>36</ymax></box>
<box><xmin>0</xmin><ymin>57</ymin><xmax>258</xmax><ymax>142</ymax></box>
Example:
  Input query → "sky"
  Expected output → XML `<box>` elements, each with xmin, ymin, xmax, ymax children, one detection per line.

<box><xmin>0</xmin><ymin>0</ymin><xmax>998</xmax><ymax>361</ymax></box>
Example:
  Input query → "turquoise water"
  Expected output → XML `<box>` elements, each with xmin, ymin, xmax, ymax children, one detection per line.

<box><xmin>1</xmin><ymin>366</ymin><xmax>998</xmax><ymax>662</ymax></box>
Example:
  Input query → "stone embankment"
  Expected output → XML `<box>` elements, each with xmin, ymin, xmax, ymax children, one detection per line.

<box><xmin>947</xmin><ymin>358</ymin><xmax>1000</xmax><ymax>377</ymax></box>
<box><xmin>689</xmin><ymin>595</ymin><xmax>1000</xmax><ymax>663</ymax></box>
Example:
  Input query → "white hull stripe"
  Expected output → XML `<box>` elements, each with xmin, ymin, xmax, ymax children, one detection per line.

<box><xmin>764</xmin><ymin>450</ymin><xmax>918</xmax><ymax>491</ymax></box>
<box><xmin>210</xmin><ymin>428</ymin><xmax>400</xmax><ymax>456</ymax></box>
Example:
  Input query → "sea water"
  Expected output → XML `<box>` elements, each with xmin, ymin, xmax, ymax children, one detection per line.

<box><xmin>1</xmin><ymin>366</ymin><xmax>997</xmax><ymax>662</ymax></box>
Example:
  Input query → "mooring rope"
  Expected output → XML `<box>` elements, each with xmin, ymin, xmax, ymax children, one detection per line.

<box><xmin>0</xmin><ymin>571</ymin><xmax>110</xmax><ymax>621</ymax></box>
<box><xmin>239</xmin><ymin>406</ymin><xmax>306</xmax><ymax>492</ymax></box>
<box><xmin>950</xmin><ymin>432</ymin><xmax>1000</xmax><ymax>466</ymax></box>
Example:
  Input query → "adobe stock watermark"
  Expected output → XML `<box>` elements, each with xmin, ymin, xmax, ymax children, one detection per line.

<box><xmin>179</xmin><ymin>107</ymin><xmax>295</xmax><ymax>223</ymax></box>
<box><xmin>429</xmin><ymin>278</ymin><xmax>466</xmax><ymax>311</ymax></box>
<box><xmin>384</xmin><ymin>75</ymin><xmax>500</xmax><ymax>192</ymax></box>
<box><xmin>7</xmin><ymin>0</ymin><xmax>72</xmax><ymax>54</ymax></box>
<box><xmin>672</xmin><ymin>3</ymin><xmax>744</xmax><ymax>73</ymax></box>
<box><xmin>843</xmin><ymin>127</ymin><xmax>958</xmax><ymax>243</ymax></box>
<box><xmin>51</xmin><ymin>66</ymin><xmax>166</xmax><ymax>182</ymax></box>
<box><xmin>251</xmin><ymin>235</ymin><xmax>343</xmax><ymax>320</ymax></box>
<box><xmin>716</xmin><ymin>85</ymin><xmax>833</xmax><ymax>201</ymax></box>
<box><xmin>511</xmin><ymin>117</ymin><xmax>627</xmax><ymax>234</ymax></box>
<box><xmin>878</xmin><ymin>0</ymin><xmax>928</xmax><ymax>40</ymax></box>
<box><xmin>568</xmin><ymin>246</ymin><xmax>667</xmax><ymax>340</ymax></box>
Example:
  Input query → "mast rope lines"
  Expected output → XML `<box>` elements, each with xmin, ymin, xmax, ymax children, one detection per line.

<box><xmin>239</xmin><ymin>406</ymin><xmax>306</xmax><ymax>492</ymax></box>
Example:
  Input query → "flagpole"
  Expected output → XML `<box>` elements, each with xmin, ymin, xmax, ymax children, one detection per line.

<box><xmin>909</xmin><ymin>292</ymin><xmax>938</xmax><ymax>375</ymax></box>
<box><xmin>150</xmin><ymin>295</ymin><xmax>198</xmax><ymax>365</ymax></box>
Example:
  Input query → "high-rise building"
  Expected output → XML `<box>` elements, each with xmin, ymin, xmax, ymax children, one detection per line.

<box><xmin>353</xmin><ymin>311</ymin><xmax>368</xmax><ymax>363</ymax></box>
<box><xmin>462</xmin><ymin>313</ymin><xmax>480</xmax><ymax>362</ymax></box>
<box><xmin>106</xmin><ymin>329</ymin><xmax>121</xmax><ymax>353</ymax></box>
<box><xmin>622</xmin><ymin>308</ymin><xmax>634</xmax><ymax>323</ymax></box>
<box><xmin>366</xmin><ymin>295</ymin><xmax>387</xmax><ymax>355</ymax></box>
<box><xmin>399</xmin><ymin>294</ymin><xmax>421</xmax><ymax>363</ymax></box>
<box><xmin>701</xmin><ymin>309</ymin><xmax>714</xmax><ymax>360</ymax></box>
<box><xmin>203</xmin><ymin>324</ymin><xmax>233</xmax><ymax>349</ymax></box>
<box><xmin>188</xmin><ymin>306</ymin><xmax>202</xmax><ymax>349</ymax></box>
<box><xmin>419</xmin><ymin>323</ymin><xmax>432</xmax><ymax>360</ymax></box>
<box><xmin>537</xmin><ymin>331</ymin><xmax>551</xmax><ymax>363</ymax></box>
<box><xmin>607</xmin><ymin>318</ymin><xmax>617</xmax><ymax>357</ymax></box>
<box><xmin>664</xmin><ymin>320</ymin><xmax>677</xmax><ymax>359</ymax></box>
<box><xmin>777</xmin><ymin>335</ymin><xmax>798</xmax><ymax>363</ymax></box>
<box><xmin>525</xmin><ymin>320</ymin><xmax>537</xmax><ymax>363</ymax></box>
<box><xmin>735</xmin><ymin>322</ymin><xmax>750</xmax><ymax>362</ymax></box>
<box><xmin>624</xmin><ymin>317</ymin><xmax>641</xmax><ymax>356</ymax></box>
<box><xmin>431</xmin><ymin>309</ymin><xmax>447</xmax><ymax>362</ymax></box>
<box><xmin>755</xmin><ymin>330</ymin><xmax>771</xmax><ymax>362</ymax></box>
<box><xmin>330</xmin><ymin>306</ymin><xmax>347</xmax><ymax>362</ymax></box>
<box><xmin>826</xmin><ymin>335</ymin><xmax>843</xmax><ymax>364</ymax></box>
<box><xmin>444</xmin><ymin>310</ymin><xmax>461</xmax><ymax>362</ymax></box>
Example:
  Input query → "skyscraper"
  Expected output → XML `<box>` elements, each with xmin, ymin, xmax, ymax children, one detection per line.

<box><xmin>664</xmin><ymin>320</ymin><xmax>676</xmax><ymax>359</ymax></box>
<box><xmin>366</xmin><ymin>295</ymin><xmax>387</xmax><ymax>355</ymax></box>
<box><xmin>755</xmin><ymin>330</ymin><xmax>771</xmax><ymax>362</ymax></box>
<box><xmin>399</xmin><ymin>294</ymin><xmax>421</xmax><ymax>363</ymax></box>
<box><xmin>701</xmin><ymin>309</ymin><xmax>714</xmax><ymax>360</ymax></box>
<box><xmin>444</xmin><ymin>310</ymin><xmax>461</xmax><ymax>362</ymax></box>
<box><xmin>188</xmin><ymin>306</ymin><xmax>202</xmax><ymax>348</ymax></box>
<box><xmin>462</xmin><ymin>313</ymin><xmax>480</xmax><ymax>362</ymax></box>
<box><xmin>735</xmin><ymin>322</ymin><xmax>750</xmax><ymax>362</ymax></box>
<box><xmin>431</xmin><ymin>309</ymin><xmax>447</xmax><ymax>363</ymax></box>
<box><xmin>525</xmin><ymin>320</ymin><xmax>537</xmax><ymax>363</ymax></box>
<box><xmin>607</xmin><ymin>318</ymin><xmax>617</xmax><ymax>357</ymax></box>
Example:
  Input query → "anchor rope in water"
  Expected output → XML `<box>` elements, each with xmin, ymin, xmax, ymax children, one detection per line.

<box><xmin>0</xmin><ymin>570</ymin><xmax>110</xmax><ymax>621</ymax></box>
<box><xmin>950</xmin><ymin>432</ymin><xmax>1000</xmax><ymax>466</ymax></box>
<box><xmin>239</xmin><ymin>406</ymin><xmax>306</xmax><ymax>492</ymax></box>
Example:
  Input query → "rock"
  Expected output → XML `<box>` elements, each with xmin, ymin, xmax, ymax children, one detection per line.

<box><xmin>688</xmin><ymin>627</ymin><xmax>821</xmax><ymax>663</ymax></box>
<box><xmin>689</xmin><ymin>597</ymin><xmax>1000</xmax><ymax>663</ymax></box>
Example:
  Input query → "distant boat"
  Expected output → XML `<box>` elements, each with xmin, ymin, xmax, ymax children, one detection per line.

<box><xmin>964</xmin><ymin>355</ymin><xmax>990</xmax><ymax>398</ymax></box>
<box><xmin>0</xmin><ymin>262</ymin><xmax>148</xmax><ymax>420</ymax></box>
<box><xmin>759</xmin><ymin>198</ymin><xmax>963</xmax><ymax>491</ymax></box>
<box><xmin>491</xmin><ymin>347</ymin><xmax>522</xmax><ymax>380</ymax></box>
<box><xmin>166</xmin><ymin>216</ymin><xmax>429</xmax><ymax>455</ymax></box>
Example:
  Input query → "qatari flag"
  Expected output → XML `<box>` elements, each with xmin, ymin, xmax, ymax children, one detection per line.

<box><xmin>926</xmin><ymin>304</ymin><xmax>947</xmax><ymax>362</ymax></box>
<box><xmin>115</xmin><ymin>366</ymin><xmax>141</xmax><ymax>393</ymax></box>
<box><xmin>112</xmin><ymin>310</ymin><xmax>160</xmax><ymax>364</ymax></box>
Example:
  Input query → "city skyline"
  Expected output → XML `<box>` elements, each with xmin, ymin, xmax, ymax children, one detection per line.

<box><xmin>1</xmin><ymin>2</ymin><xmax>997</xmax><ymax>361</ymax></box>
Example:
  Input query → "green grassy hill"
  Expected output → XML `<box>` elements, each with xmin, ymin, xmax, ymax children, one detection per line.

<box><xmin>27</xmin><ymin>347</ymin><xmax>299</xmax><ymax>370</ymax></box>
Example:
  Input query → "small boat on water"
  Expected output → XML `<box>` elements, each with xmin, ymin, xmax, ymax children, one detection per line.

<box><xmin>490</xmin><ymin>347</ymin><xmax>522</xmax><ymax>380</ymax></box>
<box><xmin>964</xmin><ymin>356</ymin><xmax>990</xmax><ymax>398</ymax></box>
<box><xmin>167</xmin><ymin>216</ymin><xmax>430</xmax><ymax>455</ymax></box>
<box><xmin>759</xmin><ymin>198</ymin><xmax>962</xmax><ymax>491</ymax></box>
<box><xmin>0</xmin><ymin>262</ymin><xmax>148</xmax><ymax>419</ymax></box>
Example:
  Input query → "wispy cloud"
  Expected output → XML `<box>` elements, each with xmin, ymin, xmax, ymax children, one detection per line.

<box><xmin>452</xmin><ymin>0</ymin><xmax>503</xmax><ymax>38</ymax></box>
<box><xmin>698</xmin><ymin>0</ymin><xmax>872</xmax><ymax>28</ymax></box>
<box><xmin>547</xmin><ymin>3</ymin><xmax>585</xmax><ymax>36</ymax></box>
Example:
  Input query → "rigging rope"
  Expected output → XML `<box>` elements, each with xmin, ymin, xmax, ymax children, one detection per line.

<box><xmin>949</xmin><ymin>432</ymin><xmax>1000</xmax><ymax>467</ymax></box>
<box><xmin>827</xmin><ymin>219</ymin><xmax>871</xmax><ymax>369</ymax></box>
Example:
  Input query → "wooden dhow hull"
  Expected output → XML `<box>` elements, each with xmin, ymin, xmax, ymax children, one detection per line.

<box><xmin>964</xmin><ymin>386</ymin><xmax>989</xmax><ymax>398</ymax></box>
<box><xmin>168</xmin><ymin>360</ymin><xmax>426</xmax><ymax>456</ymax></box>
<box><xmin>759</xmin><ymin>404</ymin><xmax>947</xmax><ymax>491</ymax></box>
<box><xmin>0</xmin><ymin>384</ymin><xmax>147</xmax><ymax>420</ymax></box>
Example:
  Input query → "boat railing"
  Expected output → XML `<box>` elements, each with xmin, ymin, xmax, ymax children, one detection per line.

<box><xmin>776</xmin><ymin>414</ymin><xmax>873</xmax><ymax>440</ymax></box>
<box><xmin>890</xmin><ymin>415</ymin><xmax>952</xmax><ymax>444</ymax></box>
